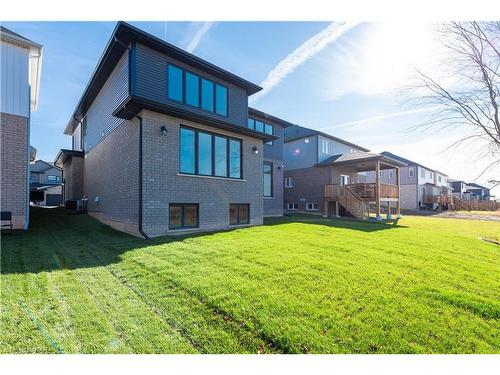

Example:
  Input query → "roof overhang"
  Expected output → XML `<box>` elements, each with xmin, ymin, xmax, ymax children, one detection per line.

<box><xmin>317</xmin><ymin>153</ymin><xmax>407</xmax><ymax>172</ymax></box>
<box><xmin>113</xmin><ymin>96</ymin><xmax>277</xmax><ymax>142</ymax></box>
<box><xmin>248</xmin><ymin>107</ymin><xmax>294</xmax><ymax>128</ymax></box>
<box><xmin>65</xmin><ymin>21</ymin><xmax>262</xmax><ymax>135</ymax></box>
<box><xmin>1</xmin><ymin>27</ymin><xmax>43</xmax><ymax>111</ymax></box>
<box><xmin>54</xmin><ymin>149</ymin><xmax>84</xmax><ymax>168</ymax></box>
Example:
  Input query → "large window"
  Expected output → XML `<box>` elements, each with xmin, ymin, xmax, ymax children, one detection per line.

<box><xmin>167</xmin><ymin>65</ymin><xmax>183</xmax><ymax>102</ymax></box>
<box><xmin>179</xmin><ymin>128</ymin><xmax>195</xmax><ymax>174</ymax></box>
<box><xmin>215</xmin><ymin>84</ymin><xmax>228</xmax><ymax>116</ymax></box>
<box><xmin>248</xmin><ymin>118</ymin><xmax>274</xmax><ymax>145</ymax></box>
<box><xmin>201</xmin><ymin>79</ymin><xmax>214</xmax><ymax>112</ymax></box>
<box><xmin>263</xmin><ymin>162</ymin><xmax>273</xmax><ymax>197</ymax></box>
<box><xmin>169</xmin><ymin>204</ymin><xmax>199</xmax><ymax>229</ymax></box>
<box><xmin>47</xmin><ymin>175</ymin><xmax>60</xmax><ymax>183</ymax></box>
<box><xmin>185</xmin><ymin>72</ymin><xmax>200</xmax><ymax>107</ymax></box>
<box><xmin>229</xmin><ymin>204</ymin><xmax>249</xmax><ymax>225</ymax></box>
<box><xmin>167</xmin><ymin>64</ymin><xmax>228</xmax><ymax>116</ymax></box>
<box><xmin>179</xmin><ymin>126</ymin><xmax>242</xmax><ymax>179</ymax></box>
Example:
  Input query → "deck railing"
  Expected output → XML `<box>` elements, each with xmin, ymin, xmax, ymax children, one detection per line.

<box><xmin>342</xmin><ymin>183</ymin><xmax>399</xmax><ymax>199</ymax></box>
<box><xmin>424</xmin><ymin>195</ymin><xmax>453</xmax><ymax>205</ymax></box>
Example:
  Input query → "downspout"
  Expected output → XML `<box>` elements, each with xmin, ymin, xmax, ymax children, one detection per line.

<box><xmin>24</xmin><ymin>88</ymin><xmax>31</xmax><ymax>230</ymax></box>
<box><xmin>120</xmin><ymin>105</ymin><xmax>149</xmax><ymax>240</ymax></box>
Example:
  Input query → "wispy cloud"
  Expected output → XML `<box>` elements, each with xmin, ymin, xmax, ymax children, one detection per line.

<box><xmin>250</xmin><ymin>21</ymin><xmax>361</xmax><ymax>104</ymax></box>
<box><xmin>185</xmin><ymin>22</ymin><xmax>215</xmax><ymax>53</ymax></box>
<box><xmin>318</xmin><ymin>106</ymin><xmax>440</xmax><ymax>131</ymax></box>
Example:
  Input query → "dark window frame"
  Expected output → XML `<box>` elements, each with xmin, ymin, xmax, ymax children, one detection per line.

<box><xmin>167</xmin><ymin>64</ymin><xmax>229</xmax><ymax>118</ymax></box>
<box><xmin>179</xmin><ymin>125</ymin><xmax>243</xmax><ymax>180</ymax></box>
<box><xmin>167</xmin><ymin>64</ymin><xmax>184</xmax><ymax>102</ymax></box>
<box><xmin>169</xmin><ymin>203</ymin><xmax>199</xmax><ymax>230</ymax></box>
<box><xmin>229</xmin><ymin>203</ymin><xmax>250</xmax><ymax>226</ymax></box>
<box><xmin>263</xmin><ymin>161</ymin><xmax>273</xmax><ymax>197</ymax></box>
<box><xmin>248</xmin><ymin>117</ymin><xmax>274</xmax><ymax>145</ymax></box>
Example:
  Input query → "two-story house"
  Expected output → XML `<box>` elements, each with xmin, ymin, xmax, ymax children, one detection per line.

<box><xmin>248</xmin><ymin>107</ymin><xmax>292</xmax><ymax>217</ymax></box>
<box><xmin>365</xmin><ymin>151</ymin><xmax>452</xmax><ymax>210</ymax></box>
<box><xmin>55</xmin><ymin>22</ymin><xmax>277</xmax><ymax>238</ymax></box>
<box><xmin>29</xmin><ymin>160</ymin><xmax>62</xmax><ymax>206</ymax></box>
<box><xmin>283</xmin><ymin>125</ymin><xmax>406</xmax><ymax>220</ymax></box>
<box><xmin>450</xmin><ymin>180</ymin><xmax>492</xmax><ymax>201</ymax></box>
<box><xmin>0</xmin><ymin>26</ymin><xmax>43</xmax><ymax>229</ymax></box>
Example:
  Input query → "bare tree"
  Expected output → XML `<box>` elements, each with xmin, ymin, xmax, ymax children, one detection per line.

<box><xmin>408</xmin><ymin>21</ymin><xmax>500</xmax><ymax>179</ymax></box>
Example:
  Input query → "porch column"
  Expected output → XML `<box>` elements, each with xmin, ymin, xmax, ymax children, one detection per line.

<box><xmin>375</xmin><ymin>160</ymin><xmax>382</xmax><ymax>220</ymax></box>
<box><xmin>335</xmin><ymin>201</ymin><xmax>339</xmax><ymax>217</ymax></box>
<box><xmin>396</xmin><ymin>166</ymin><xmax>402</xmax><ymax>218</ymax></box>
<box><xmin>323</xmin><ymin>201</ymin><xmax>328</xmax><ymax>218</ymax></box>
<box><xmin>387</xmin><ymin>201</ymin><xmax>392</xmax><ymax>220</ymax></box>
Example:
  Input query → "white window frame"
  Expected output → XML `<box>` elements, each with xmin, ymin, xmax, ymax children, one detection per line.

<box><xmin>284</xmin><ymin>177</ymin><xmax>294</xmax><ymax>188</ymax></box>
<box><xmin>306</xmin><ymin>203</ymin><xmax>319</xmax><ymax>211</ymax></box>
<box><xmin>388</xmin><ymin>170</ymin><xmax>394</xmax><ymax>179</ymax></box>
<box><xmin>287</xmin><ymin>203</ymin><xmax>299</xmax><ymax>210</ymax></box>
<box><xmin>409</xmin><ymin>167</ymin><xmax>415</xmax><ymax>178</ymax></box>
<box><xmin>430</xmin><ymin>172</ymin><xmax>434</xmax><ymax>179</ymax></box>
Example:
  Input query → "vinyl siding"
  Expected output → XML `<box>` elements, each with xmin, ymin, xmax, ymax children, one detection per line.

<box><xmin>83</xmin><ymin>50</ymin><xmax>129</xmax><ymax>151</ymax></box>
<box><xmin>0</xmin><ymin>41</ymin><xmax>30</xmax><ymax>118</ymax></box>
<box><xmin>133</xmin><ymin>43</ymin><xmax>248</xmax><ymax>129</ymax></box>
<box><xmin>283</xmin><ymin>136</ymin><xmax>318</xmax><ymax>170</ymax></box>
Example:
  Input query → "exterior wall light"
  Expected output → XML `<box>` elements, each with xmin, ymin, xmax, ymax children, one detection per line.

<box><xmin>160</xmin><ymin>126</ymin><xmax>168</xmax><ymax>136</ymax></box>
<box><xmin>252</xmin><ymin>146</ymin><xmax>259</xmax><ymax>154</ymax></box>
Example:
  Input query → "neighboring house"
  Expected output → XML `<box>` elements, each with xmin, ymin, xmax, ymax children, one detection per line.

<box><xmin>55</xmin><ymin>22</ymin><xmax>276</xmax><ymax>238</ymax></box>
<box><xmin>29</xmin><ymin>160</ymin><xmax>62</xmax><ymax>206</ymax></box>
<box><xmin>283</xmin><ymin>125</ymin><xmax>406</xmax><ymax>220</ymax></box>
<box><xmin>365</xmin><ymin>151</ymin><xmax>451</xmax><ymax>210</ymax></box>
<box><xmin>0</xmin><ymin>26</ymin><xmax>42</xmax><ymax>229</ymax></box>
<box><xmin>450</xmin><ymin>180</ymin><xmax>492</xmax><ymax>201</ymax></box>
<box><xmin>248</xmin><ymin>107</ymin><xmax>293</xmax><ymax>217</ymax></box>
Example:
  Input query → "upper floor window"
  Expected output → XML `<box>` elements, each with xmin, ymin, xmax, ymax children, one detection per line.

<box><xmin>409</xmin><ymin>167</ymin><xmax>415</xmax><ymax>178</ymax></box>
<box><xmin>438</xmin><ymin>175</ymin><xmax>442</xmax><ymax>183</ymax></box>
<box><xmin>167</xmin><ymin>64</ymin><xmax>228</xmax><ymax>117</ymax></box>
<box><xmin>284</xmin><ymin>177</ymin><xmax>294</xmax><ymax>188</ymax></box>
<box><xmin>388</xmin><ymin>170</ymin><xmax>394</xmax><ymax>179</ymax></box>
<box><xmin>430</xmin><ymin>172</ymin><xmax>434</xmax><ymax>179</ymax></box>
<box><xmin>179</xmin><ymin>126</ymin><xmax>241</xmax><ymax>179</ymax></box>
<box><xmin>47</xmin><ymin>175</ymin><xmax>61</xmax><ymax>183</ymax></box>
<box><xmin>167</xmin><ymin>65</ymin><xmax>183</xmax><ymax>102</ymax></box>
<box><xmin>263</xmin><ymin>162</ymin><xmax>273</xmax><ymax>197</ymax></box>
<box><xmin>321</xmin><ymin>139</ymin><xmax>329</xmax><ymax>154</ymax></box>
<box><xmin>248</xmin><ymin>118</ymin><xmax>273</xmax><ymax>145</ymax></box>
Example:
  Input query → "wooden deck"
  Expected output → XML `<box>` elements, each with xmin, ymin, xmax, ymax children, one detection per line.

<box><xmin>325</xmin><ymin>183</ymin><xmax>399</xmax><ymax>201</ymax></box>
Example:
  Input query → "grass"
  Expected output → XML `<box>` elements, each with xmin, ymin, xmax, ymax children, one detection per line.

<box><xmin>1</xmin><ymin>208</ymin><xmax>499</xmax><ymax>354</ymax></box>
<box><xmin>456</xmin><ymin>210</ymin><xmax>500</xmax><ymax>217</ymax></box>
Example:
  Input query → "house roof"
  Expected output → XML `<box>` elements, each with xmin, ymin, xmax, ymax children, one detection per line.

<box><xmin>380</xmin><ymin>151</ymin><xmax>448</xmax><ymax>176</ymax></box>
<box><xmin>64</xmin><ymin>21</ymin><xmax>262</xmax><ymax>135</ymax></box>
<box><xmin>315</xmin><ymin>151</ymin><xmax>407</xmax><ymax>170</ymax></box>
<box><xmin>54</xmin><ymin>149</ymin><xmax>84</xmax><ymax>167</ymax></box>
<box><xmin>0</xmin><ymin>26</ymin><xmax>43</xmax><ymax>111</ymax></box>
<box><xmin>466</xmin><ymin>182</ymin><xmax>489</xmax><ymax>190</ymax></box>
<box><xmin>248</xmin><ymin>107</ymin><xmax>294</xmax><ymax>128</ymax></box>
<box><xmin>30</xmin><ymin>160</ymin><xmax>55</xmax><ymax>173</ymax></box>
<box><xmin>284</xmin><ymin>125</ymin><xmax>370</xmax><ymax>152</ymax></box>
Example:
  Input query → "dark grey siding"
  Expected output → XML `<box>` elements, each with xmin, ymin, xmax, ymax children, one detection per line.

<box><xmin>283</xmin><ymin>136</ymin><xmax>318</xmax><ymax>170</ymax></box>
<box><xmin>134</xmin><ymin>43</ymin><xmax>249</xmax><ymax>128</ymax></box>
<box><xmin>84</xmin><ymin>50</ymin><xmax>129</xmax><ymax>151</ymax></box>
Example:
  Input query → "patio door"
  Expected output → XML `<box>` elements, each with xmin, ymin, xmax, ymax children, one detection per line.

<box><xmin>341</xmin><ymin>175</ymin><xmax>350</xmax><ymax>187</ymax></box>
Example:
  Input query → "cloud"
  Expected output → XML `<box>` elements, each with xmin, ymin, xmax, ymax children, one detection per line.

<box><xmin>318</xmin><ymin>106</ymin><xmax>440</xmax><ymax>131</ymax></box>
<box><xmin>250</xmin><ymin>21</ymin><xmax>361</xmax><ymax>104</ymax></box>
<box><xmin>185</xmin><ymin>22</ymin><xmax>215</xmax><ymax>53</ymax></box>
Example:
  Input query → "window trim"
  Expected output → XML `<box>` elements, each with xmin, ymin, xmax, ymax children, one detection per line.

<box><xmin>306</xmin><ymin>203</ymin><xmax>319</xmax><ymax>211</ymax></box>
<box><xmin>169</xmin><ymin>203</ymin><xmax>199</xmax><ymax>230</ymax></box>
<box><xmin>409</xmin><ymin>167</ymin><xmax>415</xmax><ymax>178</ymax></box>
<box><xmin>287</xmin><ymin>203</ymin><xmax>299</xmax><ymax>210</ymax></box>
<box><xmin>179</xmin><ymin>125</ymin><xmax>243</xmax><ymax>180</ymax></box>
<box><xmin>167</xmin><ymin>64</ymin><xmax>229</xmax><ymax>118</ymax></box>
<box><xmin>263</xmin><ymin>161</ymin><xmax>273</xmax><ymax>198</ymax></box>
<box><xmin>284</xmin><ymin>177</ymin><xmax>294</xmax><ymax>188</ymax></box>
<box><xmin>229</xmin><ymin>203</ymin><xmax>250</xmax><ymax>226</ymax></box>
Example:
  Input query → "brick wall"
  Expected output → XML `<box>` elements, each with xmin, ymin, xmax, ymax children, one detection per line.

<box><xmin>141</xmin><ymin>110</ymin><xmax>263</xmax><ymax>237</ymax></box>
<box><xmin>63</xmin><ymin>155</ymin><xmax>84</xmax><ymax>201</ymax></box>
<box><xmin>83</xmin><ymin>119</ymin><xmax>140</xmax><ymax>235</ymax></box>
<box><xmin>0</xmin><ymin>112</ymin><xmax>28</xmax><ymax>229</ymax></box>
<box><xmin>284</xmin><ymin>166</ymin><xmax>330</xmax><ymax>214</ymax></box>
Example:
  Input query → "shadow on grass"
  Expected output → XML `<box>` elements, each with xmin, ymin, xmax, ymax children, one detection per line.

<box><xmin>265</xmin><ymin>213</ymin><xmax>408</xmax><ymax>232</ymax></box>
<box><xmin>2</xmin><ymin>208</ymin><xmax>406</xmax><ymax>275</ymax></box>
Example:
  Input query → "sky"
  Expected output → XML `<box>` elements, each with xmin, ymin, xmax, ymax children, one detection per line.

<box><xmin>2</xmin><ymin>21</ymin><xmax>499</xmax><ymax>196</ymax></box>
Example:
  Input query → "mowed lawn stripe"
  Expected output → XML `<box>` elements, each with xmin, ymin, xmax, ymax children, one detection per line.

<box><xmin>1</xmin><ymin>208</ymin><xmax>499</xmax><ymax>353</ymax></box>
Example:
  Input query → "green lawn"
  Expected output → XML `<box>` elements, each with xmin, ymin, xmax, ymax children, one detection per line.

<box><xmin>1</xmin><ymin>208</ymin><xmax>499</xmax><ymax>354</ymax></box>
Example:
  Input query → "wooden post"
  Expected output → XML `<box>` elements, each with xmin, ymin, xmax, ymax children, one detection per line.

<box><xmin>396</xmin><ymin>166</ymin><xmax>402</xmax><ymax>218</ymax></box>
<box><xmin>387</xmin><ymin>201</ymin><xmax>392</xmax><ymax>219</ymax></box>
<box><xmin>375</xmin><ymin>160</ymin><xmax>382</xmax><ymax>220</ymax></box>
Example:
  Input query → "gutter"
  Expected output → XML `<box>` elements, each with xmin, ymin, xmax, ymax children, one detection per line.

<box><xmin>120</xmin><ymin>105</ymin><xmax>149</xmax><ymax>240</ymax></box>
